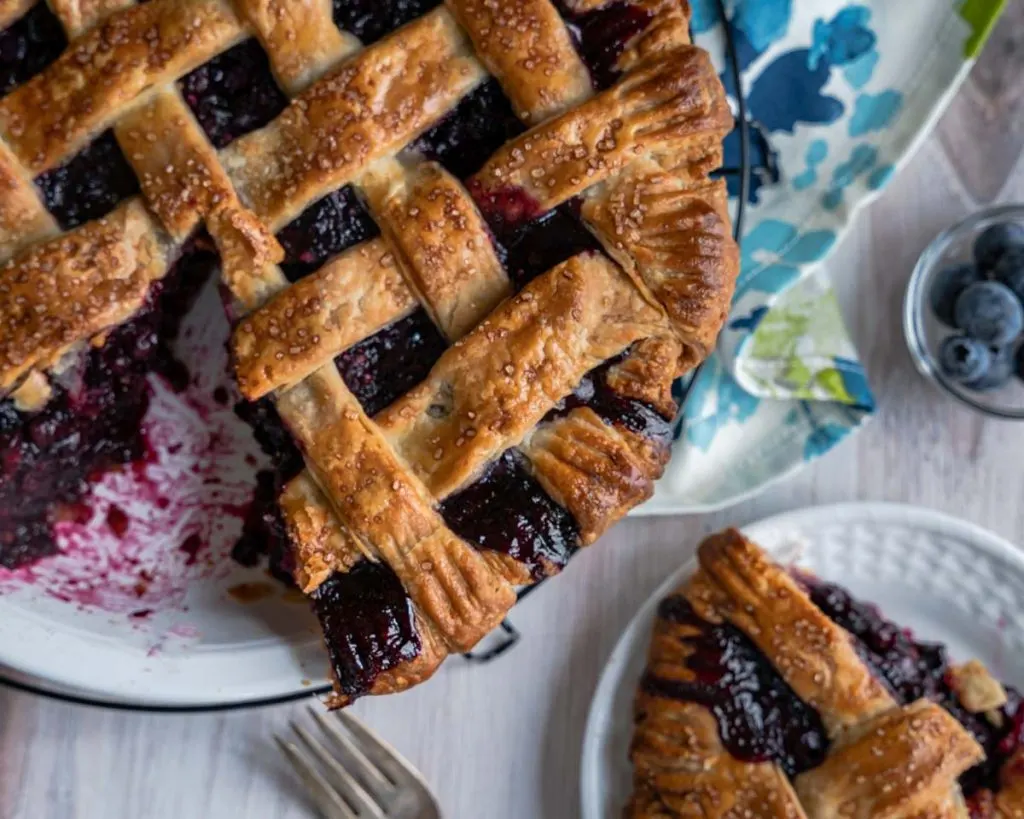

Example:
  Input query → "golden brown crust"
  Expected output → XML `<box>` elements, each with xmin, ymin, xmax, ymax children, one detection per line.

<box><xmin>949</xmin><ymin>660</ymin><xmax>1009</xmax><ymax>715</ymax></box>
<box><xmin>445</xmin><ymin>0</ymin><xmax>591</xmax><ymax>124</ymax></box>
<box><xmin>223</xmin><ymin>8</ymin><xmax>485</xmax><ymax>229</ymax></box>
<box><xmin>583</xmin><ymin>163</ymin><xmax>738</xmax><ymax>368</ymax></box>
<box><xmin>605</xmin><ymin>336</ymin><xmax>685</xmax><ymax>416</ymax></box>
<box><xmin>232</xmin><ymin>237</ymin><xmax>417</xmax><ymax>400</ymax></box>
<box><xmin>233</xmin><ymin>0</ymin><xmax>360</xmax><ymax>94</ymax></box>
<box><xmin>627</xmin><ymin>705</ymin><xmax>806</xmax><ymax>818</ymax></box>
<box><xmin>994</xmin><ymin>751</ymin><xmax>1024</xmax><ymax>819</ymax></box>
<box><xmin>0</xmin><ymin>200</ymin><xmax>169</xmax><ymax>392</ymax></box>
<box><xmin>114</xmin><ymin>89</ymin><xmax>236</xmax><ymax>242</ymax></box>
<box><xmin>0</xmin><ymin>0</ymin><xmax>35</xmax><ymax>30</ymax></box>
<box><xmin>692</xmin><ymin>529</ymin><xmax>895</xmax><ymax>735</ymax></box>
<box><xmin>793</xmin><ymin>701</ymin><xmax>983</xmax><ymax>819</ymax></box>
<box><xmin>627</xmin><ymin>589</ymin><xmax>807</xmax><ymax>819</ymax></box>
<box><xmin>470</xmin><ymin>46</ymin><xmax>733</xmax><ymax>214</ymax></box>
<box><xmin>206</xmin><ymin>205</ymin><xmax>288</xmax><ymax>310</ymax></box>
<box><xmin>362</xmin><ymin>159</ymin><xmax>511</xmax><ymax>341</ymax></box>
<box><xmin>10</xmin><ymin>371</ymin><xmax>52</xmax><ymax>412</ymax></box>
<box><xmin>276</xmin><ymin>367</ymin><xmax>517</xmax><ymax>651</ymax></box>
<box><xmin>521</xmin><ymin>407</ymin><xmax>669</xmax><ymax>545</ymax></box>
<box><xmin>279</xmin><ymin>472</ymin><xmax>371</xmax><ymax>594</ymax></box>
<box><xmin>48</xmin><ymin>0</ymin><xmax>135</xmax><ymax>36</ymax></box>
<box><xmin>614</xmin><ymin>0</ymin><xmax>693</xmax><ymax>75</ymax></box>
<box><xmin>0</xmin><ymin>0</ymin><xmax>244</xmax><ymax>174</ymax></box>
<box><xmin>0</xmin><ymin>138</ymin><xmax>57</xmax><ymax>263</ymax></box>
<box><xmin>376</xmin><ymin>252</ymin><xmax>672</xmax><ymax>499</ymax></box>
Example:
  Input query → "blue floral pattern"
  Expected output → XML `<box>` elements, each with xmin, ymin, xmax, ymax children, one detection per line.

<box><xmin>652</xmin><ymin>0</ymin><xmax>1000</xmax><ymax>514</ymax></box>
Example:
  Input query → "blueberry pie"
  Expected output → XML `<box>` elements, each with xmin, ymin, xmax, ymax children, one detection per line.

<box><xmin>0</xmin><ymin>0</ymin><xmax>737</xmax><ymax>704</ymax></box>
<box><xmin>628</xmin><ymin>530</ymin><xmax>1024</xmax><ymax>818</ymax></box>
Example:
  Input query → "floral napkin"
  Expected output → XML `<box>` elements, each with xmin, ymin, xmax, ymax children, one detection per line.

<box><xmin>640</xmin><ymin>0</ymin><xmax>1004</xmax><ymax>513</ymax></box>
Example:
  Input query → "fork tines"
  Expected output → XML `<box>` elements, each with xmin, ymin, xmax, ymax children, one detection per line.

<box><xmin>276</xmin><ymin>706</ymin><xmax>437</xmax><ymax>819</ymax></box>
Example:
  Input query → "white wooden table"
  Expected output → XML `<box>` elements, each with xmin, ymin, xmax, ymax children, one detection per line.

<box><xmin>4</xmin><ymin>14</ymin><xmax>1024</xmax><ymax>819</ymax></box>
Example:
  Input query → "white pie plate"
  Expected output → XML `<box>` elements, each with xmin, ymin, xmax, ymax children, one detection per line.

<box><xmin>0</xmin><ymin>282</ymin><xmax>333</xmax><ymax>709</ymax></box>
<box><xmin>579</xmin><ymin>502</ymin><xmax>1024</xmax><ymax>818</ymax></box>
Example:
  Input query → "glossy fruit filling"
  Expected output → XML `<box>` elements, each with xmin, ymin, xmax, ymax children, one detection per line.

<box><xmin>179</xmin><ymin>38</ymin><xmax>288</xmax><ymax>150</ymax></box>
<box><xmin>35</xmin><ymin>130</ymin><xmax>141</xmax><ymax>230</ymax></box>
<box><xmin>0</xmin><ymin>242</ymin><xmax>217</xmax><ymax>570</ymax></box>
<box><xmin>335</xmin><ymin>308</ymin><xmax>449</xmax><ymax>417</ymax></box>
<box><xmin>230</xmin><ymin>469</ymin><xmax>295</xmax><ymax>586</ymax></box>
<box><xmin>311</xmin><ymin>559</ymin><xmax>422</xmax><ymax>697</ymax></box>
<box><xmin>546</xmin><ymin>350</ymin><xmax>675</xmax><ymax>444</ymax></box>
<box><xmin>408</xmin><ymin>78</ymin><xmax>526</xmax><ymax>180</ymax></box>
<box><xmin>332</xmin><ymin>0</ymin><xmax>441</xmax><ymax>44</ymax></box>
<box><xmin>0</xmin><ymin>3</ymin><xmax>66</xmax><ymax>97</ymax></box>
<box><xmin>230</xmin><ymin>399</ymin><xmax>303</xmax><ymax>583</ymax></box>
<box><xmin>557</xmin><ymin>0</ymin><xmax>654</xmax><ymax>90</ymax></box>
<box><xmin>493</xmin><ymin>199</ymin><xmax>605</xmax><ymax>290</ymax></box>
<box><xmin>275</xmin><ymin>185</ymin><xmax>380</xmax><ymax>282</ymax></box>
<box><xmin>641</xmin><ymin>595</ymin><xmax>829</xmax><ymax>777</ymax></box>
<box><xmin>441</xmin><ymin>450</ymin><xmax>580</xmax><ymax>579</ymax></box>
<box><xmin>802</xmin><ymin>575</ymin><xmax>1024</xmax><ymax>805</ymax></box>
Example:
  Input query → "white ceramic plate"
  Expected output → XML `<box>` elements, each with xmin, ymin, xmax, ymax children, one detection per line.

<box><xmin>0</xmin><ymin>281</ymin><xmax>331</xmax><ymax>709</ymax></box>
<box><xmin>579</xmin><ymin>502</ymin><xmax>1024</xmax><ymax>818</ymax></box>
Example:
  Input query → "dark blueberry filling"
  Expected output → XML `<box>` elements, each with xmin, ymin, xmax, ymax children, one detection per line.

<box><xmin>0</xmin><ymin>242</ymin><xmax>217</xmax><ymax>570</ymax></box>
<box><xmin>331</xmin><ymin>0</ymin><xmax>441</xmax><ymax>45</ymax></box>
<box><xmin>35</xmin><ymin>130</ymin><xmax>141</xmax><ymax>230</ymax></box>
<box><xmin>233</xmin><ymin>397</ymin><xmax>304</xmax><ymax>481</ymax></box>
<box><xmin>546</xmin><ymin>350</ymin><xmax>675</xmax><ymax>443</ymax></box>
<box><xmin>230</xmin><ymin>469</ymin><xmax>295</xmax><ymax>586</ymax></box>
<box><xmin>556</xmin><ymin>1</ymin><xmax>654</xmax><ymax>91</ymax></box>
<box><xmin>487</xmin><ymin>198</ymin><xmax>604</xmax><ymax>290</ymax></box>
<box><xmin>802</xmin><ymin>575</ymin><xmax>1024</xmax><ymax>802</ymax></box>
<box><xmin>642</xmin><ymin>595</ymin><xmax>829</xmax><ymax>777</ymax></box>
<box><xmin>230</xmin><ymin>399</ymin><xmax>303</xmax><ymax>584</ymax></box>
<box><xmin>312</xmin><ymin>559</ymin><xmax>422</xmax><ymax>697</ymax></box>
<box><xmin>275</xmin><ymin>185</ymin><xmax>379</xmax><ymax>282</ymax></box>
<box><xmin>408</xmin><ymin>79</ymin><xmax>527</xmax><ymax>180</ymax></box>
<box><xmin>0</xmin><ymin>3</ymin><xmax>66</xmax><ymax>98</ymax></box>
<box><xmin>179</xmin><ymin>39</ymin><xmax>288</xmax><ymax>149</ymax></box>
<box><xmin>335</xmin><ymin>308</ymin><xmax>448</xmax><ymax>416</ymax></box>
<box><xmin>441</xmin><ymin>450</ymin><xmax>580</xmax><ymax>579</ymax></box>
<box><xmin>468</xmin><ymin>181</ymin><xmax>546</xmax><ymax>238</ymax></box>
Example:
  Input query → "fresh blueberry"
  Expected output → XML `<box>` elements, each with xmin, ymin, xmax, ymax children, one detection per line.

<box><xmin>973</xmin><ymin>221</ymin><xmax>1024</xmax><ymax>272</ymax></box>
<box><xmin>994</xmin><ymin>247</ymin><xmax>1024</xmax><ymax>303</ymax></box>
<box><xmin>938</xmin><ymin>335</ymin><xmax>991</xmax><ymax>383</ymax></box>
<box><xmin>929</xmin><ymin>263</ymin><xmax>982</xmax><ymax>326</ymax></box>
<box><xmin>966</xmin><ymin>345</ymin><xmax>1014</xmax><ymax>391</ymax></box>
<box><xmin>953</xmin><ymin>281</ymin><xmax>1024</xmax><ymax>346</ymax></box>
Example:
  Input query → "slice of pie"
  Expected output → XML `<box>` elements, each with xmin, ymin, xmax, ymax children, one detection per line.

<box><xmin>0</xmin><ymin>0</ymin><xmax>738</xmax><ymax>704</ymax></box>
<box><xmin>627</xmin><ymin>529</ymin><xmax>1024</xmax><ymax>818</ymax></box>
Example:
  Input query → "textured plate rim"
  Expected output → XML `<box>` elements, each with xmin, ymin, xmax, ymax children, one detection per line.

<box><xmin>579</xmin><ymin>501</ymin><xmax>1024</xmax><ymax>819</ymax></box>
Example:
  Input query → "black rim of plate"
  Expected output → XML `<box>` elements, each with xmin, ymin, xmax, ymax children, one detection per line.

<box><xmin>0</xmin><ymin>4</ymin><xmax>751</xmax><ymax>712</ymax></box>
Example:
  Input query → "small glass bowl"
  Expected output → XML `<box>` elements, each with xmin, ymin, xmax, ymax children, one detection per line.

<box><xmin>903</xmin><ymin>204</ymin><xmax>1024</xmax><ymax>420</ymax></box>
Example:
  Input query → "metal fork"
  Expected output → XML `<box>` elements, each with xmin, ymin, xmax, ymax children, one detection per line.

<box><xmin>277</xmin><ymin>706</ymin><xmax>441</xmax><ymax>819</ymax></box>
